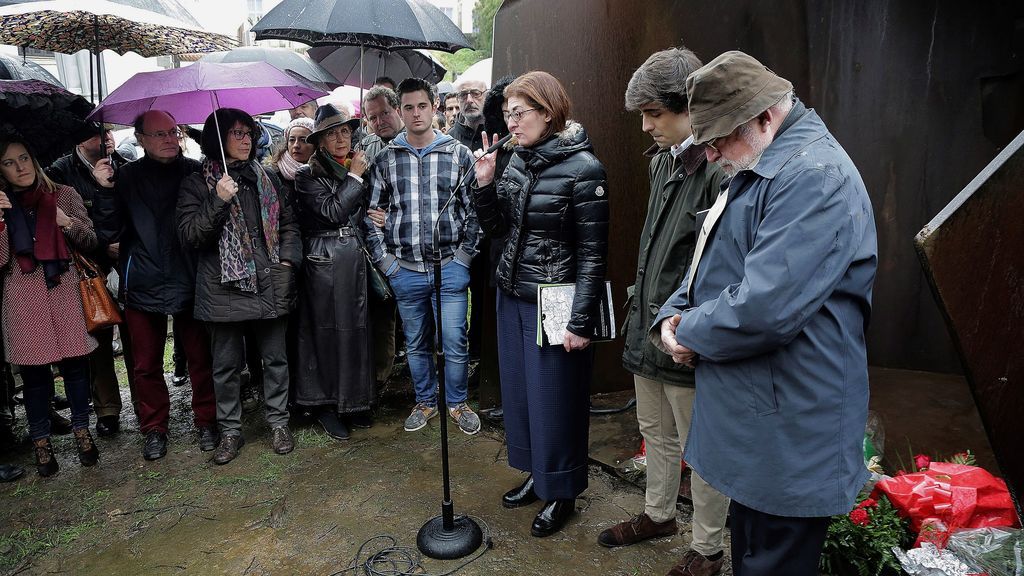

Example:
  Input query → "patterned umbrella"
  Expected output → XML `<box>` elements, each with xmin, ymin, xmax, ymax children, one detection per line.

<box><xmin>0</xmin><ymin>79</ymin><xmax>96</xmax><ymax>167</ymax></box>
<box><xmin>0</xmin><ymin>1</ymin><xmax>235</xmax><ymax>57</ymax></box>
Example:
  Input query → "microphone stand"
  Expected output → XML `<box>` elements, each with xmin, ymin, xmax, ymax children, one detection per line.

<box><xmin>416</xmin><ymin>136</ymin><xmax>508</xmax><ymax>560</ymax></box>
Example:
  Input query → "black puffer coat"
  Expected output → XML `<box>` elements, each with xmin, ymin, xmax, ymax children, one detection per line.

<box><xmin>473</xmin><ymin>122</ymin><xmax>609</xmax><ymax>337</ymax></box>
<box><xmin>176</xmin><ymin>162</ymin><xmax>301</xmax><ymax>323</ymax></box>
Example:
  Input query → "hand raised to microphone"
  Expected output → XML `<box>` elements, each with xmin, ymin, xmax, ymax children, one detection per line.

<box><xmin>473</xmin><ymin>132</ymin><xmax>503</xmax><ymax>187</ymax></box>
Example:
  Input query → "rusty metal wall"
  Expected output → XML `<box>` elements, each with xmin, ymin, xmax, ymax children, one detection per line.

<box><xmin>915</xmin><ymin>129</ymin><xmax>1024</xmax><ymax>518</ymax></box>
<box><xmin>488</xmin><ymin>0</ymin><xmax>1023</xmax><ymax>392</ymax></box>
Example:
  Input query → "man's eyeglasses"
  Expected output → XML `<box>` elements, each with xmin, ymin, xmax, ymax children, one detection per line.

<box><xmin>141</xmin><ymin>129</ymin><xmax>182</xmax><ymax>140</ymax></box>
<box><xmin>504</xmin><ymin>108</ymin><xmax>537</xmax><ymax>123</ymax></box>
<box><xmin>228</xmin><ymin>129</ymin><xmax>253</xmax><ymax>141</ymax></box>
<box><xmin>323</xmin><ymin>127</ymin><xmax>352</xmax><ymax>140</ymax></box>
<box><xmin>457</xmin><ymin>89</ymin><xmax>484</xmax><ymax>100</ymax></box>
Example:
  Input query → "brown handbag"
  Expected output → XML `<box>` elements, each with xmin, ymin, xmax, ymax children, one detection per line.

<box><xmin>71</xmin><ymin>250</ymin><xmax>122</xmax><ymax>333</ymax></box>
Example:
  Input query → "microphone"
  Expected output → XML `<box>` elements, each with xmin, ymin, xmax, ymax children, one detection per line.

<box><xmin>483</xmin><ymin>133</ymin><xmax>514</xmax><ymax>155</ymax></box>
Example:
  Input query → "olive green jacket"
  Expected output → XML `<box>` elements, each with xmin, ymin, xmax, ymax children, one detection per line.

<box><xmin>621</xmin><ymin>141</ymin><xmax>724</xmax><ymax>386</ymax></box>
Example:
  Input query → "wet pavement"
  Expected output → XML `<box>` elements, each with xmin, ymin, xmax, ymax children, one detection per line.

<box><xmin>0</xmin><ymin>368</ymin><xmax>725</xmax><ymax>576</ymax></box>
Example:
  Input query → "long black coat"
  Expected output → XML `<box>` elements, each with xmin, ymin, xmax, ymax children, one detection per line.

<box><xmin>473</xmin><ymin>122</ymin><xmax>610</xmax><ymax>337</ymax></box>
<box><xmin>291</xmin><ymin>153</ymin><xmax>374</xmax><ymax>412</ymax></box>
<box><xmin>176</xmin><ymin>162</ymin><xmax>301</xmax><ymax>323</ymax></box>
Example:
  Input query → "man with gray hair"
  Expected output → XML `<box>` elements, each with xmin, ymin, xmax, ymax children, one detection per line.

<box><xmin>652</xmin><ymin>50</ymin><xmax>877</xmax><ymax>574</ymax></box>
<box><xmin>446</xmin><ymin>78</ymin><xmax>488</xmax><ymax>151</ymax></box>
<box><xmin>598</xmin><ymin>47</ymin><xmax>730</xmax><ymax>576</ymax></box>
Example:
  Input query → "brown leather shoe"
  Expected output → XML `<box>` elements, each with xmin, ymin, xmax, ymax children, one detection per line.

<box><xmin>597</xmin><ymin>513</ymin><xmax>677</xmax><ymax>547</ymax></box>
<box><xmin>271</xmin><ymin>426</ymin><xmax>294</xmax><ymax>455</ymax></box>
<box><xmin>213</xmin><ymin>434</ymin><xmax>245</xmax><ymax>465</ymax></box>
<box><xmin>666</xmin><ymin>550</ymin><xmax>725</xmax><ymax>576</ymax></box>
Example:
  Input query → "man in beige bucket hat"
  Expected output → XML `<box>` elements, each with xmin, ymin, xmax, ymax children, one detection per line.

<box><xmin>651</xmin><ymin>50</ymin><xmax>878</xmax><ymax>575</ymax></box>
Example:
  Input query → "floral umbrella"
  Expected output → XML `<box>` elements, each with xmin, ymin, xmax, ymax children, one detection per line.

<box><xmin>0</xmin><ymin>2</ymin><xmax>235</xmax><ymax>58</ymax></box>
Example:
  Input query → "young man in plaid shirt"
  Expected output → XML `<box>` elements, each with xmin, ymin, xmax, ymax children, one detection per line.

<box><xmin>364</xmin><ymin>77</ymin><xmax>483</xmax><ymax>436</ymax></box>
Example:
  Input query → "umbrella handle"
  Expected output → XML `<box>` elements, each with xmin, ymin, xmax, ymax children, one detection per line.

<box><xmin>211</xmin><ymin>93</ymin><xmax>228</xmax><ymax>170</ymax></box>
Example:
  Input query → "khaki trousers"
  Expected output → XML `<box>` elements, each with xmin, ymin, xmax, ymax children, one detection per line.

<box><xmin>635</xmin><ymin>374</ymin><xmax>730</xmax><ymax>555</ymax></box>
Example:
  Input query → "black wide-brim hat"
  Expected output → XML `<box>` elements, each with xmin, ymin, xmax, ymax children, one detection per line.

<box><xmin>307</xmin><ymin>103</ymin><xmax>361</xmax><ymax>146</ymax></box>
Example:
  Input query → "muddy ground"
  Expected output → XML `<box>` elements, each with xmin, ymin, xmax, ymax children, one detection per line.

<box><xmin>0</xmin><ymin>346</ymin><xmax>730</xmax><ymax>576</ymax></box>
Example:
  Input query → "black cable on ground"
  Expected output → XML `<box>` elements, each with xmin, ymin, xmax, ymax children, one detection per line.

<box><xmin>330</xmin><ymin>515</ymin><xmax>493</xmax><ymax>576</ymax></box>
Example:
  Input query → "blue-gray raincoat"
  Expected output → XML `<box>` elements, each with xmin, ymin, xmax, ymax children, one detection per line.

<box><xmin>652</xmin><ymin>100</ymin><xmax>878</xmax><ymax>517</ymax></box>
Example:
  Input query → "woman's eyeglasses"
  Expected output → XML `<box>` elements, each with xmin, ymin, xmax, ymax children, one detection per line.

<box><xmin>504</xmin><ymin>108</ymin><xmax>538</xmax><ymax>123</ymax></box>
<box><xmin>323</xmin><ymin>127</ymin><xmax>352</xmax><ymax>141</ymax></box>
<box><xmin>228</xmin><ymin>129</ymin><xmax>253</xmax><ymax>141</ymax></box>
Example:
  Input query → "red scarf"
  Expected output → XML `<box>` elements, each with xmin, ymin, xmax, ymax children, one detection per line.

<box><xmin>12</xmin><ymin>182</ymin><xmax>70</xmax><ymax>276</ymax></box>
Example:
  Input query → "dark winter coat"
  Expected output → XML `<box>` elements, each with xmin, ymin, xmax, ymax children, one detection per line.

<box><xmin>45</xmin><ymin>150</ymin><xmax>128</xmax><ymax>267</ymax></box>
<box><xmin>291</xmin><ymin>153</ymin><xmax>374</xmax><ymax>411</ymax></box>
<box><xmin>176</xmin><ymin>162</ymin><xmax>301</xmax><ymax>323</ymax></box>
<box><xmin>473</xmin><ymin>122</ymin><xmax>609</xmax><ymax>337</ymax></box>
<box><xmin>620</xmin><ymin>143</ymin><xmax>724</xmax><ymax>387</ymax></box>
<box><xmin>447</xmin><ymin>120</ymin><xmax>483</xmax><ymax>151</ymax></box>
<box><xmin>94</xmin><ymin>154</ymin><xmax>202</xmax><ymax>315</ymax></box>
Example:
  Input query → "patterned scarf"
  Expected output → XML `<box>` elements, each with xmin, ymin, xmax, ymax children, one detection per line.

<box><xmin>202</xmin><ymin>159</ymin><xmax>280</xmax><ymax>293</ymax></box>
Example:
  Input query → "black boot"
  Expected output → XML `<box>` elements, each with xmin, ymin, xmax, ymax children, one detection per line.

<box><xmin>74</xmin><ymin>428</ymin><xmax>99</xmax><ymax>466</ymax></box>
<box><xmin>502</xmin><ymin>475</ymin><xmax>539</xmax><ymax>508</ymax></box>
<box><xmin>531</xmin><ymin>499</ymin><xmax>575</xmax><ymax>537</ymax></box>
<box><xmin>33</xmin><ymin>437</ymin><xmax>59</xmax><ymax>477</ymax></box>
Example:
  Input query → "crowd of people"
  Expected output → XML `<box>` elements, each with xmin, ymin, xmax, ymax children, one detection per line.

<box><xmin>0</xmin><ymin>45</ymin><xmax>877</xmax><ymax>575</ymax></box>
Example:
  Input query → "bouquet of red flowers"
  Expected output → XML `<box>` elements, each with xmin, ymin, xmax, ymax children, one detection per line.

<box><xmin>820</xmin><ymin>494</ymin><xmax>913</xmax><ymax>576</ymax></box>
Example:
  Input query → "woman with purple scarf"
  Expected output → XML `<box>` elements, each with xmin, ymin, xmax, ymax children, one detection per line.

<box><xmin>177</xmin><ymin>108</ymin><xmax>302</xmax><ymax>465</ymax></box>
<box><xmin>0</xmin><ymin>134</ymin><xmax>99</xmax><ymax>477</ymax></box>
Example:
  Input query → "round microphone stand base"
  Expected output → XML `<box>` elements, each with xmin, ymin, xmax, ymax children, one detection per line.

<box><xmin>416</xmin><ymin>508</ymin><xmax>483</xmax><ymax>560</ymax></box>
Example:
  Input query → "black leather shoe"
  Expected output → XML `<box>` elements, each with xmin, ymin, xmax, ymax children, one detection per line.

<box><xmin>318</xmin><ymin>410</ymin><xmax>350</xmax><ymax>440</ymax></box>
<box><xmin>142</xmin><ymin>431</ymin><xmax>167</xmax><ymax>461</ymax></box>
<box><xmin>531</xmin><ymin>499</ymin><xmax>575</xmax><ymax>537</ymax></box>
<box><xmin>502</xmin><ymin>475</ymin><xmax>539</xmax><ymax>509</ymax></box>
<box><xmin>0</xmin><ymin>463</ymin><xmax>24</xmax><ymax>482</ymax></box>
<box><xmin>96</xmin><ymin>415</ymin><xmax>120</xmax><ymax>437</ymax></box>
<box><xmin>171</xmin><ymin>375</ymin><xmax>190</xmax><ymax>387</ymax></box>
<box><xmin>480</xmin><ymin>407</ymin><xmax>504</xmax><ymax>421</ymax></box>
<box><xmin>198</xmin><ymin>427</ymin><xmax>219</xmax><ymax>452</ymax></box>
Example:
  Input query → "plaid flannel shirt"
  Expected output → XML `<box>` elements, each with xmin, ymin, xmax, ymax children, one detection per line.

<box><xmin>364</xmin><ymin>132</ymin><xmax>481</xmax><ymax>273</ymax></box>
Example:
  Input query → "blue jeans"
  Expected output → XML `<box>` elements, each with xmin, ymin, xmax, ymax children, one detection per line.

<box><xmin>20</xmin><ymin>356</ymin><xmax>92</xmax><ymax>440</ymax></box>
<box><xmin>389</xmin><ymin>261</ymin><xmax>470</xmax><ymax>407</ymax></box>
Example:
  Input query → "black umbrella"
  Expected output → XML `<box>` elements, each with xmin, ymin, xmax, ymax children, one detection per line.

<box><xmin>198</xmin><ymin>47</ymin><xmax>341</xmax><ymax>88</ymax></box>
<box><xmin>0</xmin><ymin>79</ymin><xmax>95</xmax><ymax>167</ymax></box>
<box><xmin>252</xmin><ymin>0</ymin><xmax>471</xmax><ymax>53</ymax></box>
<box><xmin>307</xmin><ymin>45</ymin><xmax>445</xmax><ymax>89</ymax></box>
<box><xmin>0</xmin><ymin>53</ymin><xmax>63</xmax><ymax>85</ymax></box>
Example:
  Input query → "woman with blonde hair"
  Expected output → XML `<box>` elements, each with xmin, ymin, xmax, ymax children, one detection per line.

<box><xmin>0</xmin><ymin>134</ymin><xmax>100</xmax><ymax>477</ymax></box>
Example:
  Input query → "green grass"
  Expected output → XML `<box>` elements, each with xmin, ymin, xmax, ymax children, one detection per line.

<box><xmin>0</xmin><ymin>520</ymin><xmax>100</xmax><ymax>570</ymax></box>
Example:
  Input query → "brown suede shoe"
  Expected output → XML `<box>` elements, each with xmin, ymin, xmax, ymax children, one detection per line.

<box><xmin>666</xmin><ymin>550</ymin><xmax>725</xmax><ymax>576</ymax></box>
<box><xmin>597</xmin><ymin>513</ymin><xmax>677</xmax><ymax>547</ymax></box>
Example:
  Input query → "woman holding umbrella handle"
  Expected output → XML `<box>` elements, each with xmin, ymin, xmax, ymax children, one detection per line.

<box><xmin>0</xmin><ymin>135</ymin><xmax>101</xmax><ymax>478</ymax></box>
<box><xmin>177</xmin><ymin>108</ymin><xmax>302</xmax><ymax>465</ymax></box>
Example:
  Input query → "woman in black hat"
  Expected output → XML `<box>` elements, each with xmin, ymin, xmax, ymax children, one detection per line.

<box><xmin>292</xmin><ymin>104</ymin><xmax>374</xmax><ymax>441</ymax></box>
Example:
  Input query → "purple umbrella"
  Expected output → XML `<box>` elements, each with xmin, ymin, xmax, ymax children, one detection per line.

<box><xmin>88</xmin><ymin>61</ymin><xmax>328</xmax><ymax>165</ymax></box>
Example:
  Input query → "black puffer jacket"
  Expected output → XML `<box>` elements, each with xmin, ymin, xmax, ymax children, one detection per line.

<box><xmin>177</xmin><ymin>162</ymin><xmax>301</xmax><ymax>323</ymax></box>
<box><xmin>473</xmin><ymin>121</ymin><xmax>609</xmax><ymax>337</ymax></box>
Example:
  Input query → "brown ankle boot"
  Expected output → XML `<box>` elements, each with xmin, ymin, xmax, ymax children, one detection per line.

<box><xmin>33</xmin><ymin>437</ymin><xmax>59</xmax><ymax>477</ymax></box>
<box><xmin>73</xmin><ymin>428</ymin><xmax>99</xmax><ymax>466</ymax></box>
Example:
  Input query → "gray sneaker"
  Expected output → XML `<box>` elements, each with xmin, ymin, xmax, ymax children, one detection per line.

<box><xmin>449</xmin><ymin>403</ymin><xmax>481</xmax><ymax>435</ymax></box>
<box><xmin>404</xmin><ymin>403</ymin><xmax>439</xmax><ymax>432</ymax></box>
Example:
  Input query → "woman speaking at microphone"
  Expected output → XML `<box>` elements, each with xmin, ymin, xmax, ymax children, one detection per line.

<box><xmin>472</xmin><ymin>71</ymin><xmax>609</xmax><ymax>537</ymax></box>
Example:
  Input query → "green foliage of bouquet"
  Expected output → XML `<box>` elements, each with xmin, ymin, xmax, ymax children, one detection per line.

<box><xmin>820</xmin><ymin>494</ymin><xmax>913</xmax><ymax>576</ymax></box>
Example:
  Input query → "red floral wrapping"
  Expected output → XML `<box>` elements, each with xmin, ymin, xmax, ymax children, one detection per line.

<box><xmin>872</xmin><ymin>462</ymin><xmax>1021</xmax><ymax>548</ymax></box>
